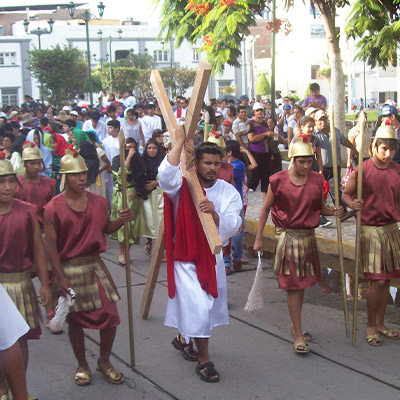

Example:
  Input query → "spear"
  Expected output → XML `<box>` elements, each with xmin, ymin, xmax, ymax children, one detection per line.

<box><xmin>204</xmin><ymin>111</ymin><xmax>210</xmax><ymax>143</ymax></box>
<box><xmin>329</xmin><ymin>105</ymin><xmax>350</xmax><ymax>337</ymax></box>
<box><xmin>118</xmin><ymin>128</ymin><xmax>136</xmax><ymax>366</ymax></box>
<box><xmin>352</xmin><ymin>111</ymin><xmax>366</xmax><ymax>345</ymax></box>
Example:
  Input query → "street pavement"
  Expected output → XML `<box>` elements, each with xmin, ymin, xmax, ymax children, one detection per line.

<box><xmin>28</xmin><ymin>235</ymin><xmax>400</xmax><ymax>400</ymax></box>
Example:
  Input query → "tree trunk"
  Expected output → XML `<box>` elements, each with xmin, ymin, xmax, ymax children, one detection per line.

<box><xmin>316</xmin><ymin>2</ymin><xmax>346</xmax><ymax>136</ymax></box>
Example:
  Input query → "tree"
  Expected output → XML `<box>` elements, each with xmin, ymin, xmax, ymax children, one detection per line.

<box><xmin>256</xmin><ymin>73</ymin><xmax>270</xmax><ymax>96</ymax></box>
<box><xmin>345</xmin><ymin>0</ymin><xmax>400</xmax><ymax>68</ymax></box>
<box><xmin>136</xmin><ymin>70</ymin><xmax>154</xmax><ymax>98</ymax></box>
<box><xmin>114</xmin><ymin>53</ymin><xmax>157</xmax><ymax>69</ymax></box>
<box><xmin>29</xmin><ymin>45</ymin><xmax>88</xmax><ymax>106</ymax></box>
<box><xmin>160</xmin><ymin>68</ymin><xmax>197</xmax><ymax>98</ymax></box>
<box><xmin>94</xmin><ymin>67</ymin><xmax>140</xmax><ymax>93</ymax></box>
<box><xmin>156</xmin><ymin>0</ymin><xmax>348</xmax><ymax>133</ymax></box>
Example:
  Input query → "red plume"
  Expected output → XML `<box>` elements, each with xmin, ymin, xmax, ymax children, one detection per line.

<box><xmin>23</xmin><ymin>141</ymin><xmax>35</xmax><ymax>148</ymax></box>
<box><xmin>323</xmin><ymin>180</ymin><xmax>330</xmax><ymax>201</ymax></box>
<box><xmin>0</xmin><ymin>152</ymin><xmax>5</xmax><ymax>160</ymax></box>
<box><xmin>385</xmin><ymin>119</ymin><xmax>391</xmax><ymax>126</ymax></box>
<box><xmin>298</xmin><ymin>134</ymin><xmax>310</xmax><ymax>143</ymax></box>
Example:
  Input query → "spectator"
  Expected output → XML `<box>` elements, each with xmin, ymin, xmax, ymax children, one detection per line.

<box><xmin>82</xmin><ymin>111</ymin><xmax>107</xmax><ymax>142</ymax></box>
<box><xmin>347</xmin><ymin>110</ymin><xmax>372</xmax><ymax>167</ymax></box>
<box><xmin>302</xmin><ymin>83</ymin><xmax>327</xmax><ymax>111</ymax></box>
<box><xmin>141</xmin><ymin>103</ymin><xmax>162</xmax><ymax>144</ymax></box>
<box><xmin>121</xmin><ymin>108</ymin><xmax>145</xmax><ymax>146</ymax></box>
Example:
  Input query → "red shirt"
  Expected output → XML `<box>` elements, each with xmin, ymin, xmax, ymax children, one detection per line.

<box><xmin>15</xmin><ymin>175</ymin><xmax>55</xmax><ymax>228</ymax></box>
<box><xmin>217</xmin><ymin>162</ymin><xmax>234</xmax><ymax>184</ymax></box>
<box><xmin>270</xmin><ymin>170</ymin><xmax>324</xmax><ymax>229</ymax></box>
<box><xmin>44</xmin><ymin>192</ymin><xmax>109</xmax><ymax>261</ymax></box>
<box><xmin>0</xmin><ymin>199</ymin><xmax>36</xmax><ymax>272</ymax></box>
<box><xmin>355</xmin><ymin>159</ymin><xmax>400</xmax><ymax>226</ymax></box>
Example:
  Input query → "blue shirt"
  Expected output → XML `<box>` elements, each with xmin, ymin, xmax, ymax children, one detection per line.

<box><xmin>230</xmin><ymin>159</ymin><xmax>245</xmax><ymax>198</ymax></box>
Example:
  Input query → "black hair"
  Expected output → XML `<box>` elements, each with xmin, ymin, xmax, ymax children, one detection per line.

<box><xmin>107</xmin><ymin>119</ymin><xmax>120</xmax><ymax>130</ymax></box>
<box><xmin>225</xmin><ymin>140</ymin><xmax>241</xmax><ymax>158</ymax></box>
<box><xmin>107</xmin><ymin>105</ymin><xmax>117</xmax><ymax>114</ymax></box>
<box><xmin>310</xmin><ymin>83</ymin><xmax>320</xmax><ymax>91</ymax></box>
<box><xmin>195</xmin><ymin>142</ymin><xmax>223</xmax><ymax>161</ymax></box>
<box><xmin>375</xmin><ymin>138</ymin><xmax>398</xmax><ymax>150</ymax></box>
<box><xmin>126</xmin><ymin>137</ymin><xmax>137</xmax><ymax>146</ymax></box>
<box><xmin>64</xmin><ymin>119</ymin><xmax>76</xmax><ymax>128</ymax></box>
<box><xmin>237</xmin><ymin>105</ymin><xmax>247</xmax><ymax>113</ymax></box>
<box><xmin>3</xmin><ymin>123</ymin><xmax>12</xmax><ymax>133</ymax></box>
<box><xmin>90</xmin><ymin>111</ymin><xmax>101</xmax><ymax>121</ymax></box>
<box><xmin>228</xmin><ymin>105</ymin><xmax>237</xmax><ymax>116</ymax></box>
<box><xmin>40</xmin><ymin>117</ymin><xmax>49</xmax><ymax>126</ymax></box>
<box><xmin>126</xmin><ymin>109</ymin><xmax>138</xmax><ymax>119</ymax></box>
<box><xmin>86</xmin><ymin>131</ymin><xmax>96</xmax><ymax>143</ymax></box>
<box><xmin>152</xmin><ymin>129</ymin><xmax>163</xmax><ymax>139</ymax></box>
<box><xmin>267</xmin><ymin>116</ymin><xmax>277</xmax><ymax>126</ymax></box>
<box><xmin>3</xmin><ymin>133</ymin><xmax>15</xmax><ymax>143</ymax></box>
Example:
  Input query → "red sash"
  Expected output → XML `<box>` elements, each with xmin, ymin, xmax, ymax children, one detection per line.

<box><xmin>164</xmin><ymin>177</ymin><xmax>218</xmax><ymax>299</ymax></box>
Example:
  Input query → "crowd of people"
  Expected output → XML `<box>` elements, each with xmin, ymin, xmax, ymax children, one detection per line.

<box><xmin>1</xmin><ymin>83</ymin><xmax>400</xmax><ymax>397</ymax></box>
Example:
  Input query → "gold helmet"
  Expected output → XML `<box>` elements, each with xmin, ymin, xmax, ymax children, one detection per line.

<box><xmin>0</xmin><ymin>151</ymin><xmax>16</xmax><ymax>176</ymax></box>
<box><xmin>22</xmin><ymin>141</ymin><xmax>42</xmax><ymax>162</ymax></box>
<box><xmin>207</xmin><ymin>131</ymin><xmax>226</xmax><ymax>149</ymax></box>
<box><xmin>375</xmin><ymin>124</ymin><xmax>397</xmax><ymax>141</ymax></box>
<box><xmin>59</xmin><ymin>148</ymin><xmax>88</xmax><ymax>191</ymax></box>
<box><xmin>288</xmin><ymin>136</ymin><xmax>314</xmax><ymax>159</ymax></box>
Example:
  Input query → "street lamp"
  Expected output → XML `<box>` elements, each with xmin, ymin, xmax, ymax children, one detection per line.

<box><xmin>67</xmin><ymin>1</ymin><xmax>105</xmax><ymax>107</ymax></box>
<box><xmin>247</xmin><ymin>34</ymin><xmax>260</xmax><ymax>99</ymax></box>
<box><xmin>98</xmin><ymin>28</ymin><xmax>122</xmax><ymax>94</ymax></box>
<box><xmin>24</xmin><ymin>18</ymin><xmax>54</xmax><ymax>103</ymax></box>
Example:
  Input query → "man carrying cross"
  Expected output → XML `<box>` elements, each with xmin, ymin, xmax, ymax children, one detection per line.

<box><xmin>159</xmin><ymin>128</ymin><xmax>242</xmax><ymax>383</ymax></box>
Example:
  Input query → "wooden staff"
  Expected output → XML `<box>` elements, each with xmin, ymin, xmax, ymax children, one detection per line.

<box><xmin>204</xmin><ymin>111</ymin><xmax>210</xmax><ymax>143</ymax></box>
<box><xmin>329</xmin><ymin>106</ymin><xmax>350</xmax><ymax>337</ymax></box>
<box><xmin>352</xmin><ymin>111</ymin><xmax>366</xmax><ymax>345</ymax></box>
<box><xmin>118</xmin><ymin>129</ymin><xmax>136</xmax><ymax>366</ymax></box>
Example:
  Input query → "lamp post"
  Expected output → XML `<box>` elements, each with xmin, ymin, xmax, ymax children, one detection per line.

<box><xmin>23</xmin><ymin>18</ymin><xmax>54</xmax><ymax>103</ymax></box>
<box><xmin>98</xmin><ymin>28</ymin><xmax>122</xmax><ymax>94</ymax></box>
<box><xmin>67</xmin><ymin>1</ymin><xmax>105</xmax><ymax>107</ymax></box>
<box><xmin>247</xmin><ymin>34</ymin><xmax>260</xmax><ymax>99</ymax></box>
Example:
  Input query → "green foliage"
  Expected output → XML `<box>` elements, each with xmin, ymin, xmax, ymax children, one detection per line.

<box><xmin>159</xmin><ymin>67</ymin><xmax>197</xmax><ymax>98</ymax></box>
<box><xmin>114</xmin><ymin>53</ymin><xmax>157</xmax><ymax>69</ymax></box>
<box><xmin>345</xmin><ymin>0</ymin><xmax>400</xmax><ymax>68</ymax></box>
<box><xmin>28</xmin><ymin>45</ymin><xmax>88</xmax><ymax>106</ymax></box>
<box><xmin>136</xmin><ymin>70</ymin><xmax>154</xmax><ymax>98</ymax></box>
<box><xmin>256</xmin><ymin>73</ymin><xmax>270</xmax><ymax>96</ymax></box>
<box><xmin>95</xmin><ymin>67</ymin><xmax>140</xmax><ymax>93</ymax></box>
<box><xmin>303</xmin><ymin>83</ymin><xmax>311</xmax><ymax>99</ymax></box>
<box><xmin>316</xmin><ymin>59</ymin><xmax>331</xmax><ymax>83</ymax></box>
<box><xmin>285</xmin><ymin>93</ymin><xmax>300</xmax><ymax>103</ymax></box>
<box><xmin>156</xmin><ymin>0</ymin><xmax>268</xmax><ymax>74</ymax></box>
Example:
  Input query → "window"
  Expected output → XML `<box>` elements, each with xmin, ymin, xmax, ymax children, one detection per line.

<box><xmin>311</xmin><ymin>65</ymin><xmax>319</xmax><ymax>79</ymax></box>
<box><xmin>153</xmin><ymin>50</ymin><xmax>168</xmax><ymax>62</ymax></box>
<box><xmin>0</xmin><ymin>52</ymin><xmax>17</xmax><ymax>66</ymax></box>
<box><xmin>379</xmin><ymin>92</ymin><xmax>397</xmax><ymax>104</ymax></box>
<box><xmin>192</xmin><ymin>49</ymin><xmax>200</xmax><ymax>62</ymax></box>
<box><xmin>115</xmin><ymin>50</ymin><xmax>130</xmax><ymax>60</ymax></box>
<box><xmin>1</xmin><ymin>88</ymin><xmax>18</xmax><ymax>106</ymax></box>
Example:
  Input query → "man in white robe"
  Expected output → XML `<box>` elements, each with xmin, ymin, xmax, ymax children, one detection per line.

<box><xmin>158</xmin><ymin>130</ymin><xmax>242</xmax><ymax>383</ymax></box>
<box><xmin>141</xmin><ymin>104</ymin><xmax>162</xmax><ymax>144</ymax></box>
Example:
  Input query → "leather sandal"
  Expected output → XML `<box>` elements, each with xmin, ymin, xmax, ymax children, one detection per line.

<box><xmin>97</xmin><ymin>362</ymin><xmax>124</xmax><ymax>385</ymax></box>
<box><xmin>74</xmin><ymin>369</ymin><xmax>91</xmax><ymax>386</ymax></box>
<box><xmin>366</xmin><ymin>334</ymin><xmax>382</xmax><ymax>346</ymax></box>
<box><xmin>172</xmin><ymin>335</ymin><xmax>199</xmax><ymax>362</ymax></box>
<box><xmin>293</xmin><ymin>340</ymin><xmax>309</xmax><ymax>354</ymax></box>
<box><xmin>378</xmin><ymin>329</ymin><xmax>400</xmax><ymax>340</ymax></box>
<box><xmin>196</xmin><ymin>361</ymin><xmax>220</xmax><ymax>383</ymax></box>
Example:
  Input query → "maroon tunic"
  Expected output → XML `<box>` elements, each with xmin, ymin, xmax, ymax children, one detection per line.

<box><xmin>15</xmin><ymin>175</ymin><xmax>55</xmax><ymax>229</ymax></box>
<box><xmin>44</xmin><ymin>192</ymin><xmax>119</xmax><ymax>329</ymax></box>
<box><xmin>0</xmin><ymin>199</ymin><xmax>36</xmax><ymax>273</ymax></box>
<box><xmin>44</xmin><ymin>192</ymin><xmax>108</xmax><ymax>261</ymax></box>
<box><xmin>354</xmin><ymin>159</ymin><xmax>400</xmax><ymax>226</ymax></box>
<box><xmin>270</xmin><ymin>170</ymin><xmax>324</xmax><ymax>229</ymax></box>
<box><xmin>270</xmin><ymin>170</ymin><xmax>324</xmax><ymax>289</ymax></box>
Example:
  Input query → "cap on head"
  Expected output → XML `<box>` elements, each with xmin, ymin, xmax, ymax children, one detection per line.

<box><xmin>59</xmin><ymin>148</ymin><xmax>88</xmax><ymax>191</ymax></box>
<box><xmin>375</xmin><ymin>124</ymin><xmax>397</xmax><ymax>141</ymax></box>
<box><xmin>240</xmin><ymin>95</ymin><xmax>249</xmax><ymax>101</ymax></box>
<box><xmin>288</xmin><ymin>136</ymin><xmax>314</xmax><ymax>160</ymax></box>
<box><xmin>0</xmin><ymin>151</ymin><xmax>16</xmax><ymax>176</ymax></box>
<box><xmin>223</xmin><ymin>120</ymin><xmax>232</xmax><ymax>127</ymax></box>
<box><xmin>314</xmin><ymin>110</ymin><xmax>328</xmax><ymax>121</ymax></box>
<box><xmin>380</xmin><ymin>104</ymin><xmax>398</xmax><ymax>116</ymax></box>
<box><xmin>305</xmin><ymin>107</ymin><xmax>318</xmax><ymax>117</ymax></box>
<box><xmin>22</xmin><ymin>141</ymin><xmax>42</xmax><ymax>161</ymax></box>
<box><xmin>252</xmin><ymin>102</ymin><xmax>264</xmax><ymax>111</ymax></box>
<box><xmin>283</xmin><ymin>104</ymin><xmax>292</xmax><ymax>110</ymax></box>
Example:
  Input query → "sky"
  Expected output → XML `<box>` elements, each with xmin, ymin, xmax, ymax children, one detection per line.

<box><xmin>10</xmin><ymin>0</ymin><xmax>163</xmax><ymax>23</ymax></box>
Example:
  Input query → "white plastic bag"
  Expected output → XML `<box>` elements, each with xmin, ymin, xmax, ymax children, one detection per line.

<box><xmin>244</xmin><ymin>252</ymin><xmax>264</xmax><ymax>312</ymax></box>
<box><xmin>48</xmin><ymin>288</ymin><xmax>75</xmax><ymax>331</ymax></box>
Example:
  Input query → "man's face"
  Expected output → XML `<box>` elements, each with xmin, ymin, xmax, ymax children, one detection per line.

<box><xmin>375</xmin><ymin>143</ymin><xmax>396</xmax><ymax>164</ymax></box>
<box><xmin>2</xmin><ymin>137</ymin><xmax>12</xmax><ymax>150</ymax></box>
<box><xmin>292</xmin><ymin>157</ymin><xmax>313</xmax><ymax>176</ymax></box>
<box><xmin>146</xmin><ymin>107</ymin><xmax>155</xmax><ymax>116</ymax></box>
<box><xmin>108</xmin><ymin>110</ymin><xmax>117</xmax><ymax>119</ymax></box>
<box><xmin>311</xmin><ymin>89</ymin><xmax>320</xmax><ymax>97</ymax></box>
<box><xmin>107</xmin><ymin>125</ymin><xmax>119</xmax><ymax>137</ymax></box>
<box><xmin>241</xmin><ymin>99</ymin><xmax>249</xmax><ymax>107</ymax></box>
<box><xmin>238</xmin><ymin>109</ymin><xmax>247</xmax><ymax>120</ymax></box>
<box><xmin>196</xmin><ymin>153</ymin><xmax>221</xmax><ymax>183</ymax></box>
<box><xmin>315</xmin><ymin>117</ymin><xmax>328</xmax><ymax>131</ymax></box>
<box><xmin>66</xmin><ymin>172</ymin><xmax>87</xmax><ymax>193</ymax></box>
<box><xmin>0</xmin><ymin>174</ymin><xmax>17</xmax><ymax>203</ymax></box>
<box><xmin>25</xmin><ymin>160</ymin><xmax>42</xmax><ymax>177</ymax></box>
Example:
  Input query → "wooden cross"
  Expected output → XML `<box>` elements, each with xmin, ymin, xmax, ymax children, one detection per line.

<box><xmin>140</xmin><ymin>60</ymin><xmax>222</xmax><ymax>319</ymax></box>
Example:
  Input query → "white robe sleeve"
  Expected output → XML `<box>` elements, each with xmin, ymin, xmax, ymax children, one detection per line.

<box><xmin>158</xmin><ymin>156</ymin><xmax>182</xmax><ymax>204</ymax></box>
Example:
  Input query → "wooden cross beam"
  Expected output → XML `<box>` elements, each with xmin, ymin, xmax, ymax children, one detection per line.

<box><xmin>140</xmin><ymin>60</ymin><xmax>222</xmax><ymax>319</ymax></box>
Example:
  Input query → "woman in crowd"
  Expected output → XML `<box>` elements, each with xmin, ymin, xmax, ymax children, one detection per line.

<box><xmin>266</xmin><ymin>117</ymin><xmax>285</xmax><ymax>177</ymax></box>
<box><xmin>26</xmin><ymin>129</ymin><xmax>52</xmax><ymax>176</ymax></box>
<box><xmin>140</xmin><ymin>139</ymin><xmax>164</xmax><ymax>256</ymax></box>
<box><xmin>226</xmin><ymin>105</ymin><xmax>237</xmax><ymax>124</ymax></box>
<box><xmin>122</xmin><ymin>108</ymin><xmax>145</xmax><ymax>147</ymax></box>
<box><xmin>110</xmin><ymin>138</ymin><xmax>143</xmax><ymax>265</ymax></box>
<box><xmin>78</xmin><ymin>140</ymin><xmax>100</xmax><ymax>194</ymax></box>
<box><xmin>49</xmin><ymin>133</ymin><xmax>69</xmax><ymax>194</ymax></box>
<box><xmin>347</xmin><ymin>110</ymin><xmax>371</xmax><ymax>167</ymax></box>
<box><xmin>287</xmin><ymin>105</ymin><xmax>305</xmax><ymax>148</ymax></box>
